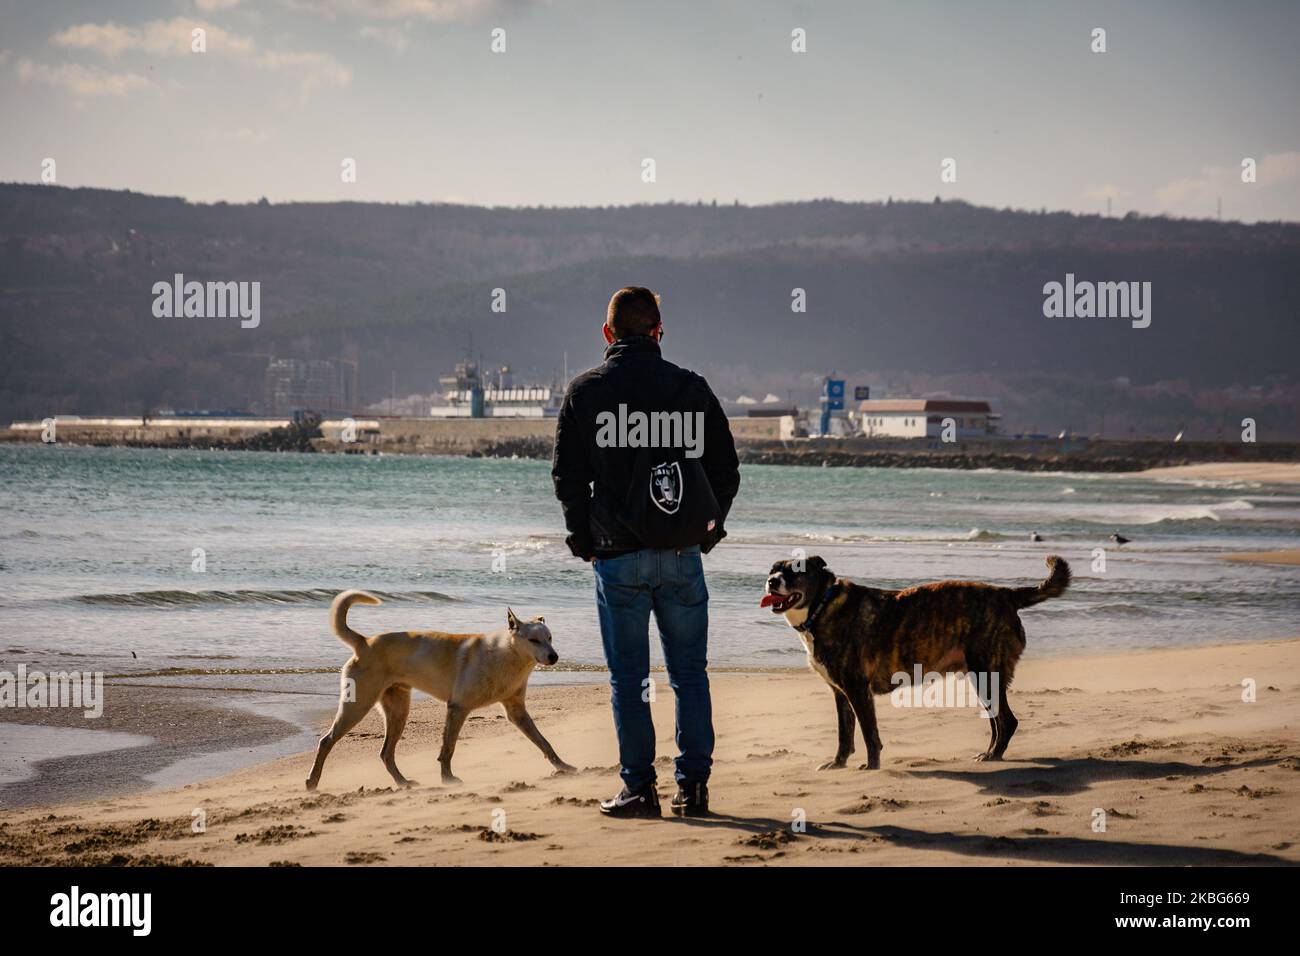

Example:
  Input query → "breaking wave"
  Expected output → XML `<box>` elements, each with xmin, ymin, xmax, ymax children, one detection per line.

<box><xmin>70</xmin><ymin>588</ymin><xmax>461</xmax><ymax>608</ymax></box>
<box><xmin>1070</xmin><ymin>499</ymin><xmax>1260</xmax><ymax>525</ymax></box>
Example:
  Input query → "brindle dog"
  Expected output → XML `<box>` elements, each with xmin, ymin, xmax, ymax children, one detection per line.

<box><xmin>762</xmin><ymin>555</ymin><xmax>1070</xmax><ymax>769</ymax></box>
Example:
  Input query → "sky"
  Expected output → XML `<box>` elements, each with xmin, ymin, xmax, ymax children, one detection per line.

<box><xmin>1</xmin><ymin>0</ymin><xmax>1297</xmax><ymax>220</ymax></box>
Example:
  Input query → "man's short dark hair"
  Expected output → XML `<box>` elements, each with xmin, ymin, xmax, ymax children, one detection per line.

<box><xmin>606</xmin><ymin>286</ymin><xmax>661</xmax><ymax>339</ymax></box>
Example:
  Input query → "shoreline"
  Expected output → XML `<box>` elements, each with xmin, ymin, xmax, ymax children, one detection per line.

<box><xmin>3</xmin><ymin>552</ymin><xmax>1296</xmax><ymax>811</ymax></box>
<box><xmin>1224</xmin><ymin>550</ymin><xmax>1300</xmax><ymax>567</ymax></box>
<box><xmin>1137</xmin><ymin>462</ymin><xmax>1300</xmax><ymax>485</ymax></box>
<box><xmin>0</xmin><ymin>668</ymin><xmax>796</xmax><ymax>810</ymax></box>
<box><xmin>2</xmin><ymin>638</ymin><xmax>1297</xmax><ymax>866</ymax></box>
<box><xmin>0</xmin><ymin>684</ymin><xmax>333</xmax><ymax>810</ymax></box>
<box><xmin>6</xmin><ymin>433</ymin><xmax>1299</xmax><ymax>479</ymax></box>
<box><xmin>7</xmin><ymin>626</ymin><xmax>1300</xmax><ymax>811</ymax></box>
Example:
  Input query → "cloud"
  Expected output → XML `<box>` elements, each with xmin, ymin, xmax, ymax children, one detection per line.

<box><xmin>257</xmin><ymin>50</ymin><xmax>352</xmax><ymax>96</ymax></box>
<box><xmin>46</xmin><ymin>17</ymin><xmax>349</xmax><ymax>100</ymax></box>
<box><xmin>52</xmin><ymin>18</ymin><xmax>256</xmax><ymax>58</ymax></box>
<box><xmin>15</xmin><ymin>57</ymin><xmax>150</xmax><ymax>96</ymax></box>
<box><xmin>1259</xmin><ymin>151</ymin><xmax>1300</xmax><ymax>183</ymax></box>
<box><xmin>196</xmin><ymin>0</ymin><xmax>243</xmax><ymax>10</ymax></box>
<box><xmin>1156</xmin><ymin>152</ymin><xmax>1300</xmax><ymax>206</ymax></box>
<box><xmin>289</xmin><ymin>0</ymin><xmax>533</xmax><ymax>23</ymax></box>
<box><xmin>1156</xmin><ymin>172</ymin><xmax>1218</xmax><ymax>206</ymax></box>
<box><xmin>360</xmin><ymin>25</ymin><xmax>412</xmax><ymax>52</ymax></box>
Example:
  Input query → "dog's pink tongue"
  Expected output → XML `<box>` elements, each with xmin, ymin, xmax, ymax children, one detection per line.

<box><xmin>759</xmin><ymin>594</ymin><xmax>779</xmax><ymax>608</ymax></box>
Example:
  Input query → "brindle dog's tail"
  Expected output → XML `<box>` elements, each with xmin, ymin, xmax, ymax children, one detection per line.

<box><xmin>1010</xmin><ymin>555</ymin><xmax>1071</xmax><ymax>608</ymax></box>
<box><xmin>330</xmin><ymin>589</ymin><xmax>382</xmax><ymax>655</ymax></box>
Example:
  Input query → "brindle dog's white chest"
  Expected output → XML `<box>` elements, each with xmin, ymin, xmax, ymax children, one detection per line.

<box><xmin>800</xmin><ymin>633</ymin><xmax>833</xmax><ymax>683</ymax></box>
<box><xmin>785</xmin><ymin>608</ymin><xmax>833</xmax><ymax>684</ymax></box>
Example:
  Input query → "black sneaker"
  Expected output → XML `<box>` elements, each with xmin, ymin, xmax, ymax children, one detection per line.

<box><xmin>670</xmin><ymin>781</ymin><xmax>709</xmax><ymax>817</ymax></box>
<box><xmin>599</xmin><ymin>783</ymin><xmax>661</xmax><ymax>818</ymax></box>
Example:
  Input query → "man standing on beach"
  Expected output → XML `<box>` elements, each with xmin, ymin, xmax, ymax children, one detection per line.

<box><xmin>552</xmin><ymin>287</ymin><xmax>740</xmax><ymax>818</ymax></box>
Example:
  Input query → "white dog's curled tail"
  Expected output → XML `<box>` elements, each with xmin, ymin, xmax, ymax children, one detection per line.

<box><xmin>331</xmin><ymin>590</ymin><xmax>382</xmax><ymax>655</ymax></box>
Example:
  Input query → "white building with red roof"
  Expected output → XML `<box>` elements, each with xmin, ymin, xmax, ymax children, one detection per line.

<box><xmin>857</xmin><ymin>399</ymin><xmax>999</xmax><ymax>439</ymax></box>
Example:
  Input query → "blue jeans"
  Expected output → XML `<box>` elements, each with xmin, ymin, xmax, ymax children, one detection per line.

<box><xmin>593</xmin><ymin>546</ymin><xmax>714</xmax><ymax>790</ymax></box>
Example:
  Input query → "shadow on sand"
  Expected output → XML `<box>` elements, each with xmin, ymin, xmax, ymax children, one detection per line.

<box><xmin>673</xmin><ymin>812</ymin><xmax>1294</xmax><ymax>865</ymax></box>
<box><xmin>904</xmin><ymin>753</ymin><xmax>1283</xmax><ymax>797</ymax></box>
<box><xmin>845</xmin><ymin>824</ymin><xmax>1295</xmax><ymax>866</ymax></box>
<box><xmin>665</xmin><ymin>753</ymin><xmax>1296</xmax><ymax>865</ymax></box>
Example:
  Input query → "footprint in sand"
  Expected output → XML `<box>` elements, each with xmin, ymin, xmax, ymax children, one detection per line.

<box><xmin>1235</xmin><ymin>785</ymin><xmax>1279</xmax><ymax>799</ymax></box>
<box><xmin>836</xmin><ymin>796</ymin><xmax>910</xmax><ymax>814</ymax></box>
<box><xmin>234</xmin><ymin>824</ymin><xmax>315</xmax><ymax>845</ymax></box>
<box><xmin>549</xmin><ymin>795</ymin><xmax>598</xmax><ymax>807</ymax></box>
<box><xmin>478</xmin><ymin>828</ymin><xmax>544</xmax><ymax>843</ymax></box>
<box><xmin>737</xmin><ymin>829</ymin><xmax>798</xmax><ymax>850</ymax></box>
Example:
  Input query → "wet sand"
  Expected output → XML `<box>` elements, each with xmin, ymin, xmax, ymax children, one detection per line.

<box><xmin>0</xmin><ymin>682</ymin><xmax>334</xmax><ymax>809</ymax></box>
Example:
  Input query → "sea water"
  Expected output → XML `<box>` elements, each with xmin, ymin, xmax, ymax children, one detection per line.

<box><xmin>1</xmin><ymin>444</ymin><xmax>1297</xmax><ymax>677</ymax></box>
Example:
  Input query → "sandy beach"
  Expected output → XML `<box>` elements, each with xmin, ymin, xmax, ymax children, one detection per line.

<box><xmin>2</xmin><ymin>639</ymin><xmax>1296</xmax><ymax>867</ymax></box>
<box><xmin>1137</xmin><ymin>462</ymin><xmax>1300</xmax><ymax>485</ymax></box>
<box><xmin>1224</xmin><ymin>551</ymin><xmax>1300</xmax><ymax>567</ymax></box>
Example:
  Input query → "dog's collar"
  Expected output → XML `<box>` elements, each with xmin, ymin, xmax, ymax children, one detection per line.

<box><xmin>794</xmin><ymin>582</ymin><xmax>837</xmax><ymax>634</ymax></box>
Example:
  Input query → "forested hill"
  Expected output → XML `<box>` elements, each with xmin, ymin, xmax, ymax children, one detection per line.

<box><xmin>2</xmin><ymin>183</ymin><xmax>1297</xmax><ymax>436</ymax></box>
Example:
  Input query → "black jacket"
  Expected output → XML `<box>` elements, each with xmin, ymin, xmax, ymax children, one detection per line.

<box><xmin>552</xmin><ymin>336</ymin><xmax>740</xmax><ymax>559</ymax></box>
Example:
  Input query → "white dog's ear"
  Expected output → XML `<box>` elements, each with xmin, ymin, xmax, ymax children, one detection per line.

<box><xmin>507</xmin><ymin>608</ymin><xmax>521</xmax><ymax>631</ymax></box>
<box><xmin>535</xmin><ymin>615</ymin><xmax>545</xmax><ymax>624</ymax></box>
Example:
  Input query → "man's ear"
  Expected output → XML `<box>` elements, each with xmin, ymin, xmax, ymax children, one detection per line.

<box><xmin>507</xmin><ymin>608</ymin><xmax>521</xmax><ymax>632</ymax></box>
<box><xmin>602</xmin><ymin>323</ymin><xmax>614</xmax><ymax>344</ymax></box>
